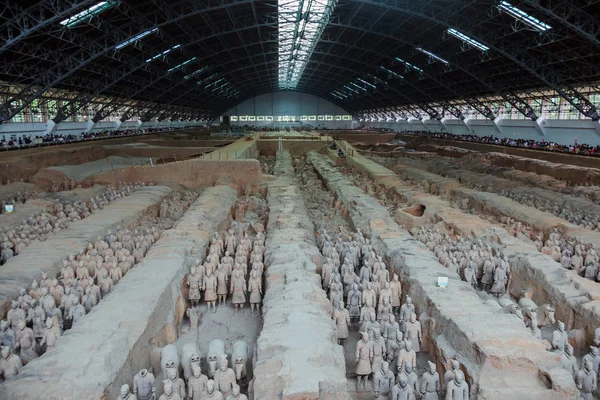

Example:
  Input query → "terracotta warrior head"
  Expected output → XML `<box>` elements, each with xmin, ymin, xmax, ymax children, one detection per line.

<box><xmin>427</xmin><ymin>360</ymin><xmax>436</xmax><ymax>374</ymax></box>
<box><xmin>454</xmin><ymin>370</ymin><xmax>465</xmax><ymax>385</ymax></box>
<box><xmin>207</xmin><ymin>379</ymin><xmax>216</xmax><ymax>394</ymax></box>
<box><xmin>584</xmin><ymin>358</ymin><xmax>593</xmax><ymax>373</ymax></box>
<box><xmin>219</xmin><ymin>356</ymin><xmax>228</xmax><ymax>372</ymax></box>
<box><xmin>398</xmin><ymin>375</ymin><xmax>408</xmax><ymax>388</ymax></box>
<box><xmin>361</xmin><ymin>332</ymin><xmax>369</xmax><ymax>343</ymax></box>
<box><xmin>163</xmin><ymin>380</ymin><xmax>173</xmax><ymax>396</ymax></box>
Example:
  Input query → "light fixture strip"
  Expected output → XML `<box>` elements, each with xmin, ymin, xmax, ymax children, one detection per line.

<box><xmin>184</xmin><ymin>66</ymin><xmax>209</xmax><ymax>80</ymax></box>
<box><xmin>379</xmin><ymin>66</ymin><xmax>404</xmax><ymax>79</ymax></box>
<box><xmin>349</xmin><ymin>82</ymin><xmax>367</xmax><ymax>92</ymax></box>
<box><xmin>498</xmin><ymin>1</ymin><xmax>551</xmax><ymax>32</ymax></box>
<box><xmin>213</xmin><ymin>82</ymin><xmax>231</xmax><ymax>92</ymax></box>
<box><xmin>196</xmin><ymin>73</ymin><xmax>219</xmax><ymax>85</ymax></box>
<box><xmin>278</xmin><ymin>0</ymin><xmax>338</xmax><ymax>89</ymax></box>
<box><xmin>357</xmin><ymin>78</ymin><xmax>376</xmax><ymax>89</ymax></box>
<box><xmin>447</xmin><ymin>28</ymin><xmax>489</xmax><ymax>51</ymax></box>
<box><xmin>60</xmin><ymin>1</ymin><xmax>119</xmax><ymax>28</ymax></box>
<box><xmin>343</xmin><ymin>84</ymin><xmax>361</xmax><ymax>94</ymax></box>
<box><xmin>168</xmin><ymin>57</ymin><xmax>197</xmax><ymax>73</ymax></box>
<box><xmin>115</xmin><ymin>27</ymin><xmax>159</xmax><ymax>50</ymax></box>
<box><xmin>395</xmin><ymin>57</ymin><xmax>424</xmax><ymax>73</ymax></box>
<box><xmin>205</xmin><ymin>78</ymin><xmax>224</xmax><ymax>89</ymax></box>
<box><xmin>146</xmin><ymin>44</ymin><xmax>182</xmax><ymax>63</ymax></box>
<box><xmin>415</xmin><ymin>47</ymin><xmax>449</xmax><ymax>64</ymax></box>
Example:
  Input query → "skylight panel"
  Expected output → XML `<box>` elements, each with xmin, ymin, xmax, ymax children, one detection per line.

<box><xmin>497</xmin><ymin>1</ymin><xmax>551</xmax><ymax>32</ymax></box>
<box><xmin>146</xmin><ymin>44</ymin><xmax>182</xmax><ymax>63</ymax></box>
<box><xmin>168</xmin><ymin>57</ymin><xmax>197</xmax><ymax>73</ymax></box>
<box><xmin>278</xmin><ymin>0</ymin><xmax>337</xmax><ymax>89</ymax></box>
<box><xmin>415</xmin><ymin>47</ymin><xmax>449</xmax><ymax>65</ymax></box>
<box><xmin>379</xmin><ymin>66</ymin><xmax>404</xmax><ymax>79</ymax></box>
<box><xmin>446</xmin><ymin>28</ymin><xmax>489</xmax><ymax>52</ymax></box>
<box><xmin>60</xmin><ymin>1</ymin><xmax>119</xmax><ymax>28</ymax></box>
<box><xmin>395</xmin><ymin>57</ymin><xmax>423</xmax><ymax>73</ymax></box>
<box><xmin>184</xmin><ymin>66</ymin><xmax>210</xmax><ymax>80</ymax></box>
<box><xmin>115</xmin><ymin>28</ymin><xmax>159</xmax><ymax>50</ymax></box>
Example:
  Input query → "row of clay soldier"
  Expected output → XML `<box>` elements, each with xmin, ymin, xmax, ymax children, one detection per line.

<box><xmin>0</xmin><ymin>207</ymin><xmax>194</xmax><ymax>378</ymax></box>
<box><xmin>498</xmin><ymin>188</ymin><xmax>600</xmax><ymax>231</ymax></box>
<box><xmin>0</xmin><ymin>182</ymin><xmax>146</xmax><ymax>264</ymax></box>
<box><xmin>116</xmin><ymin>362</ymin><xmax>248</xmax><ymax>400</ymax></box>
<box><xmin>413</xmin><ymin>225</ymin><xmax>510</xmax><ymax>297</ymax></box>
<box><xmin>188</xmin><ymin>227</ymin><xmax>265</xmax><ymax>316</ymax></box>
<box><xmin>506</xmin><ymin>221</ymin><xmax>600</xmax><ymax>283</ymax></box>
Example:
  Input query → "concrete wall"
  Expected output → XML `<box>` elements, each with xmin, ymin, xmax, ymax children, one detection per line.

<box><xmin>256</xmin><ymin>139</ymin><xmax>331</xmax><ymax>156</ymax></box>
<box><xmin>364</xmin><ymin>118</ymin><xmax>600</xmax><ymax>146</ymax></box>
<box><xmin>88</xmin><ymin>159</ymin><xmax>262</xmax><ymax>189</ymax></box>
<box><xmin>224</xmin><ymin>91</ymin><xmax>355</xmax><ymax>130</ymax></box>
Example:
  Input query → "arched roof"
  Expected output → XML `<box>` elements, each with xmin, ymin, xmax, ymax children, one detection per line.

<box><xmin>0</xmin><ymin>0</ymin><xmax>598</xmax><ymax>122</ymax></box>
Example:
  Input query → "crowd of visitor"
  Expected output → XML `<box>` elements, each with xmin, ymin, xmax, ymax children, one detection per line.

<box><xmin>362</xmin><ymin>127</ymin><xmax>600</xmax><ymax>157</ymax></box>
<box><xmin>0</xmin><ymin>126</ymin><xmax>197</xmax><ymax>151</ymax></box>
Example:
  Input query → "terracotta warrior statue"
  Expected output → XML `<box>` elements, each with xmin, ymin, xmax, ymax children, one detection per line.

<box><xmin>117</xmin><ymin>384</ymin><xmax>136</xmax><ymax>400</ymax></box>
<box><xmin>224</xmin><ymin>384</ymin><xmax>247</xmax><ymax>400</ymax></box>
<box><xmin>16</xmin><ymin>319</ymin><xmax>38</xmax><ymax>365</ymax></box>
<box><xmin>419</xmin><ymin>361</ymin><xmax>441</xmax><ymax>400</ymax></box>
<box><xmin>0</xmin><ymin>345</ymin><xmax>22</xmax><ymax>378</ymax></box>
<box><xmin>445</xmin><ymin>370</ymin><xmax>468</xmax><ymax>400</ymax></box>
<box><xmin>248</xmin><ymin>270</ymin><xmax>262</xmax><ymax>316</ymax></box>
<box><xmin>165</xmin><ymin>366</ymin><xmax>186</xmax><ymax>399</ymax></box>
<box><xmin>392</xmin><ymin>375</ymin><xmax>415</xmax><ymax>400</ymax></box>
<box><xmin>187</xmin><ymin>266</ymin><xmax>202</xmax><ymax>307</ymax></box>
<box><xmin>40</xmin><ymin>317</ymin><xmax>59</xmax><ymax>351</ymax></box>
<box><xmin>214</xmin><ymin>356</ymin><xmax>236</xmax><ymax>397</ymax></box>
<box><xmin>560</xmin><ymin>344</ymin><xmax>577</xmax><ymax>378</ymax></box>
<box><xmin>373</xmin><ymin>361</ymin><xmax>395</xmax><ymax>398</ymax></box>
<box><xmin>582</xmin><ymin>346</ymin><xmax>600</xmax><ymax>376</ymax></box>
<box><xmin>133</xmin><ymin>369</ymin><xmax>156</xmax><ymax>400</ymax></box>
<box><xmin>551</xmin><ymin>321</ymin><xmax>569</xmax><ymax>353</ymax></box>
<box><xmin>332</xmin><ymin>301</ymin><xmax>350</xmax><ymax>347</ymax></box>
<box><xmin>158</xmin><ymin>380</ymin><xmax>181</xmax><ymax>400</ymax></box>
<box><xmin>355</xmin><ymin>331</ymin><xmax>374</xmax><ymax>391</ymax></box>
<box><xmin>399</xmin><ymin>296</ymin><xmax>415</xmax><ymax>334</ymax></box>
<box><xmin>405</xmin><ymin>313</ymin><xmax>422</xmax><ymax>353</ymax></box>
<box><xmin>230</xmin><ymin>273</ymin><xmax>246</xmax><ymax>316</ymax></box>
<box><xmin>68</xmin><ymin>296</ymin><xmax>86</xmax><ymax>325</ymax></box>
<box><xmin>187</xmin><ymin>362</ymin><xmax>209</xmax><ymax>400</ymax></box>
<box><xmin>203</xmin><ymin>379</ymin><xmax>224</xmax><ymax>400</ymax></box>
<box><xmin>576</xmin><ymin>358</ymin><xmax>597</xmax><ymax>400</ymax></box>
<box><xmin>203</xmin><ymin>268</ymin><xmax>218</xmax><ymax>312</ymax></box>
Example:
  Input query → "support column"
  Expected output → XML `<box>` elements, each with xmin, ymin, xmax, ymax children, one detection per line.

<box><xmin>534</xmin><ymin>117</ymin><xmax>547</xmax><ymax>137</ymax></box>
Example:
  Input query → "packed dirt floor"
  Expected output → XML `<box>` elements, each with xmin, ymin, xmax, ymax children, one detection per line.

<box><xmin>4</xmin><ymin>130</ymin><xmax>600</xmax><ymax>399</ymax></box>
